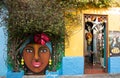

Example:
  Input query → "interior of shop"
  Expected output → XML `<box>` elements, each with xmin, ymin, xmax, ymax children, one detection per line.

<box><xmin>84</xmin><ymin>15</ymin><xmax>107</xmax><ymax>74</ymax></box>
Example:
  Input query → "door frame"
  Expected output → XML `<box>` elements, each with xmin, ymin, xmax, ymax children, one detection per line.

<box><xmin>83</xmin><ymin>14</ymin><xmax>108</xmax><ymax>73</ymax></box>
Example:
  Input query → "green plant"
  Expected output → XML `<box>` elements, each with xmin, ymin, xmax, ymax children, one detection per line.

<box><xmin>3</xmin><ymin>0</ymin><xmax>65</xmax><ymax>72</ymax></box>
<box><xmin>7</xmin><ymin>34</ymin><xmax>29</xmax><ymax>72</ymax></box>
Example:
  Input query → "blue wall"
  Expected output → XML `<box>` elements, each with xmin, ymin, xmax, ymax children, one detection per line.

<box><xmin>62</xmin><ymin>56</ymin><xmax>84</xmax><ymax>75</ymax></box>
<box><xmin>45</xmin><ymin>56</ymin><xmax>84</xmax><ymax>78</ymax></box>
<box><xmin>108</xmin><ymin>57</ymin><xmax>120</xmax><ymax>74</ymax></box>
<box><xmin>0</xmin><ymin>27</ymin><xmax>7</xmax><ymax>76</ymax></box>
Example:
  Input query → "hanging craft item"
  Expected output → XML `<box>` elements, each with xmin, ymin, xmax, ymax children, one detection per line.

<box><xmin>86</xmin><ymin>32</ymin><xmax>93</xmax><ymax>45</ymax></box>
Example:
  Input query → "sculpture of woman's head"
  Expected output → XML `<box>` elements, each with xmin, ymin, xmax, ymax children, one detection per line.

<box><xmin>20</xmin><ymin>33</ymin><xmax>52</xmax><ymax>73</ymax></box>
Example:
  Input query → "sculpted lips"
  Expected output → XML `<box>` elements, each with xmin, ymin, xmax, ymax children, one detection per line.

<box><xmin>32</xmin><ymin>61</ymin><xmax>41</xmax><ymax>67</ymax></box>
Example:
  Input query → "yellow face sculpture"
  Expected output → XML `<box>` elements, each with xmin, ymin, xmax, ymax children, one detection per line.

<box><xmin>23</xmin><ymin>43</ymin><xmax>50</xmax><ymax>73</ymax></box>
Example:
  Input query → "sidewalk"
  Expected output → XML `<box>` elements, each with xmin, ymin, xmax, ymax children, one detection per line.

<box><xmin>1</xmin><ymin>73</ymin><xmax>120</xmax><ymax>78</ymax></box>
<box><xmin>60</xmin><ymin>73</ymin><xmax>120</xmax><ymax>78</ymax></box>
<box><xmin>23</xmin><ymin>73</ymin><xmax>120</xmax><ymax>78</ymax></box>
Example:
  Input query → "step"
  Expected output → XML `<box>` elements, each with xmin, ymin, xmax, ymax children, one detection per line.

<box><xmin>23</xmin><ymin>75</ymin><xmax>45</xmax><ymax>78</ymax></box>
<box><xmin>22</xmin><ymin>73</ymin><xmax>120</xmax><ymax>78</ymax></box>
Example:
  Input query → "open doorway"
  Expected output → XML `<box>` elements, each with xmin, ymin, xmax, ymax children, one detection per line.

<box><xmin>84</xmin><ymin>14</ymin><xmax>108</xmax><ymax>74</ymax></box>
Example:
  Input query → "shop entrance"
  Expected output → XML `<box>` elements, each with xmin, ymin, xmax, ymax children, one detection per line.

<box><xmin>84</xmin><ymin>14</ymin><xmax>108</xmax><ymax>74</ymax></box>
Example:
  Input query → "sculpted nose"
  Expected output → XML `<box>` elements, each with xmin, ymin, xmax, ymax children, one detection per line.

<box><xmin>35</xmin><ymin>59</ymin><xmax>39</xmax><ymax>62</ymax></box>
<box><xmin>34</xmin><ymin>53</ymin><xmax>39</xmax><ymax>60</ymax></box>
<box><xmin>33</xmin><ymin>44</ymin><xmax>40</xmax><ymax>61</ymax></box>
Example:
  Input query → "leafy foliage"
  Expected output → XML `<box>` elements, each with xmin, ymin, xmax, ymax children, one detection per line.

<box><xmin>0</xmin><ymin>0</ymin><xmax>114</xmax><ymax>37</ymax></box>
<box><xmin>48</xmin><ymin>37</ymin><xmax>64</xmax><ymax>71</ymax></box>
<box><xmin>5</xmin><ymin>0</ymin><xmax>64</xmax><ymax>38</ymax></box>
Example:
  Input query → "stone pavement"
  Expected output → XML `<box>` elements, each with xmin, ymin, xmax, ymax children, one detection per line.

<box><xmin>60</xmin><ymin>74</ymin><xmax>120</xmax><ymax>78</ymax></box>
<box><xmin>1</xmin><ymin>73</ymin><xmax>120</xmax><ymax>78</ymax></box>
<box><xmin>23</xmin><ymin>73</ymin><xmax>120</xmax><ymax>78</ymax></box>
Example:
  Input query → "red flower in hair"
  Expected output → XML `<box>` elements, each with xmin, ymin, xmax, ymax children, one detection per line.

<box><xmin>34</xmin><ymin>33</ymin><xmax>50</xmax><ymax>45</ymax></box>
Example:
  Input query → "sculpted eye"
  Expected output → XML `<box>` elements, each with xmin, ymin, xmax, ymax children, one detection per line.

<box><xmin>26</xmin><ymin>49</ymin><xmax>33</xmax><ymax>53</ymax></box>
<box><xmin>40</xmin><ymin>49</ymin><xmax>43</xmax><ymax>52</ymax></box>
<box><xmin>40</xmin><ymin>49</ymin><xmax>47</xmax><ymax>53</ymax></box>
<box><xmin>43</xmin><ymin>49</ymin><xmax>47</xmax><ymax>52</ymax></box>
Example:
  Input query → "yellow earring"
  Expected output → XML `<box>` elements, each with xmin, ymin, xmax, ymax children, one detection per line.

<box><xmin>21</xmin><ymin>57</ymin><xmax>24</xmax><ymax>65</ymax></box>
<box><xmin>49</xmin><ymin>57</ymin><xmax>52</xmax><ymax>65</ymax></box>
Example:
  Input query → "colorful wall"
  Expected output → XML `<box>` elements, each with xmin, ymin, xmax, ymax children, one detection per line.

<box><xmin>1</xmin><ymin>7</ymin><xmax>120</xmax><ymax>77</ymax></box>
<box><xmin>64</xmin><ymin>7</ymin><xmax>120</xmax><ymax>75</ymax></box>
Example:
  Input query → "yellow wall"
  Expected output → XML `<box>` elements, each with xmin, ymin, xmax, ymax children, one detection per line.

<box><xmin>65</xmin><ymin>26</ymin><xmax>84</xmax><ymax>56</ymax></box>
<box><xmin>65</xmin><ymin>7</ymin><xmax>120</xmax><ymax>57</ymax></box>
